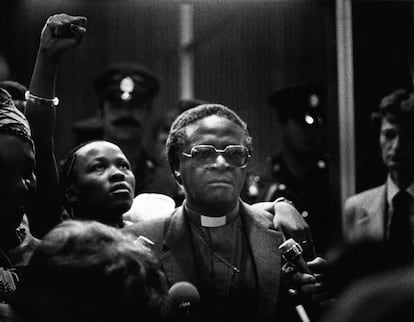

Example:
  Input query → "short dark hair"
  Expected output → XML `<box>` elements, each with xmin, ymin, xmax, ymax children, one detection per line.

<box><xmin>13</xmin><ymin>220</ymin><xmax>170</xmax><ymax>322</ymax></box>
<box><xmin>372</xmin><ymin>88</ymin><xmax>414</xmax><ymax>128</ymax></box>
<box><xmin>166</xmin><ymin>103</ymin><xmax>253</xmax><ymax>173</ymax></box>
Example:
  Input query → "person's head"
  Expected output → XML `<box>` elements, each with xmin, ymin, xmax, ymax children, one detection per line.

<box><xmin>94</xmin><ymin>62</ymin><xmax>160</xmax><ymax>144</ymax></box>
<box><xmin>60</xmin><ymin>140</ymin><xmax>135</xmax><ymax>227</ymax></box>
<box><xmin>269</xmin><ymin>84</ymin><xmax>325</xmax><ymax>157</ymax></box>
<box><xmin>166</xmin><ymin>104</ymin><xmax>252</xmax><ymax>214</ymax></box>
<box><xmin>0</xmin><ymin>88</ymin><xmax>35</xmax><ymax>245</ymax></box>
<box><xmin>13</xmin><ymin>220</ymin><xmax>170</xmax><ymax>322</ymax></box>
<box><xmin>152</xmin><ymin>98</ymin><xmax>209</xmax><ymax>163</ymax></box>
<box><xmin>372</xmin><ymin>89</ymin><xmax>414</xmax><ymax>187</ymax></box>
<box><xmin>0</xmin><ymin>80</ymin><xmax>27</xmax><ymax>113</ymax></box>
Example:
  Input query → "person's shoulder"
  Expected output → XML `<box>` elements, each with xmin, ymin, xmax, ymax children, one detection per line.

<box><xmin>345</xmin><ymin>185</ymin><xmax>385</xmax><ymax>208</ymax></box>
<box><xmin>240</xmin><ymin>201</ymin><xmax>273</xmax><ymax>226</ymax></box>
<box><xmin>122</xmin><ymin>206</ymin><xmax>180</xmax><ymax>238</ymax></box>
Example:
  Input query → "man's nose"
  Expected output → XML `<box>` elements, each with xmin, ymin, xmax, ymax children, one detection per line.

<box><xmin>391</xmin><ymin>136</ymin><xmax>402</xmax><ymax>151</ymax></box>
<box><xmin>211</xmin><ymin>154</ymin><xmax>230</xmax><ymax>169</ymax></box>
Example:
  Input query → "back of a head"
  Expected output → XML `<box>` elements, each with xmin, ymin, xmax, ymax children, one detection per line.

<box><xmin>14</xmin><ymin>220</ymin><xmax>170</xmax><ymax>322</ymax></box>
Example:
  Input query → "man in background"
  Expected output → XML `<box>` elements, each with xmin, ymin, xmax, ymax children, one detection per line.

<box><xmin>243</xmin><ymin>84</ymin><xmax>332</xmax><ymax>256</ymax></box>
<box><xmin>72</xmin><ymin>63</ymin><xmax>180</xmax><ymax>200</ymax></box>
<box><xmin>344</xmin><ymin>88</ymin><xmax>414</xmax><ymax>264</ymax></box>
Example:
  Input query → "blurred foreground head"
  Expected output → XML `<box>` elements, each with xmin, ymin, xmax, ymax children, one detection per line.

<box><xmin>13</xmin><ymin>220</ymin><xmax>170</xmax><ymax>322</ymax></box>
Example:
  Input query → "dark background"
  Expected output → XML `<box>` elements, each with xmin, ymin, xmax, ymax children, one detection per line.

<box><xmin>1</xmin><ymin>0</ymin><xmax>413</xmax><ymax>235</ymax></box>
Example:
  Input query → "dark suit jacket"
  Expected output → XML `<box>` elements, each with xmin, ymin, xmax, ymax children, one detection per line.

<box><xmin>123</xmin><ymin>200</ymin><xmax>284</xmax><ymax>322</ymax></box>
<box><xmin>343</xmin><ymin>185</ymin><xmax>387</xmax><ymax>243</ymax></box>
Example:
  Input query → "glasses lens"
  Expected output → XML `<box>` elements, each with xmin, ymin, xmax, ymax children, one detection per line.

<box><xmin>224</xmin><ymin>146</ymin><xmax>249</xmax><ymax>167</ymax></box>
<box><xmin>189</xmin><ymin>145</ymin><xmax>249</xmax><ymax>167</ymax></box>
<box><xmin>191</xmin><ymin>146</ymin><xmax>217</xmax><ymax>165</ymax></box>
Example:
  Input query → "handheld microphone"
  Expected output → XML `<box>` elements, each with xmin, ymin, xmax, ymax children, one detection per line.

<box><xmin>279</xmin><ymin>238</ymin><xmax>313</xmax><ymax>322</ymax></box>
<box><xmin>168</xmin><ymin>281</ymin><xmax>200</xmax><ymax>322</ymax></box>
<box><xmin>279</xmin><ymin>238</ymin><xmax>313</xmax><ymax>275</ymax></box>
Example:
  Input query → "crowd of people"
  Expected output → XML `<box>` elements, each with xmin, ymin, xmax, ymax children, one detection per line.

<box><xmin>0</xmin><ymin>12</ymin><xmax>413</xmax><ymax>322</ymax></box>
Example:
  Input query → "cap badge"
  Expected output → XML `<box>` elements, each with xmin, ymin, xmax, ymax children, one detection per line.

<box><xmin>309</xmin><ymin>94</ymin><xmax>319</xmax><ymax>108</ymax></box>
<box><xmin>120</xmin><ymin>76</ymin><xmax>135</xmax><ymax>101</ymax></box>
<box><xmin>304</xmin><ymin>114</ymin><xmax>315</xmax><ymax>125</ymax></box>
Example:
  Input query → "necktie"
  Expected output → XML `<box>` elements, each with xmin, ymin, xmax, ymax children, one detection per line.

<box><xmin>389</xmin><ymin>190</ymin><xmax>412</xmax><ymax>257</ymax></box>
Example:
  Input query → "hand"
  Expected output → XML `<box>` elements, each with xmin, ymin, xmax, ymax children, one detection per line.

<box><xmin>293</xmin><ymin>257</ymin><xmax>333</xmax><ymax>304</ymax></box>
<box><xmin>254</xmin><ymin>200</ymin><xmax>314</xmax><ymax>256</ymax></box>
<box><xmin>39</xmin><ymin>13</ymin><xmax>87</xmax><ymax>57</ymax></box>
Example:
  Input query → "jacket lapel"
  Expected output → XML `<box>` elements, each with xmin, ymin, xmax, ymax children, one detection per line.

<box><xmin>357</xmin><ymin>185</ymin><xmax>387</xmax><ymax>240</ymax></box>
<box><xmin>240</xmin><ymin>202</ymin><xmax>283</xmax><ymax>319</ymax></box>
<box><xmin>159</xmin><ymin>206</ymin><xmax>198</xmax><ymax>286</ymax></box>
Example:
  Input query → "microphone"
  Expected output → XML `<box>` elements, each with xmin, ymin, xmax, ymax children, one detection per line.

<box><xmin>279</xmin><ymin>238</ymin><xmax>313</xmax><ymax>322</ymax></box>
<box><xmin>279</xmin><ymin>238</ymin><xmax>313</xmax><ymax>274</ymax></box>
<box><xmin>168</xmin><ymin>281</ymin><xmax>200</xmax><ymax>322</ymax></box>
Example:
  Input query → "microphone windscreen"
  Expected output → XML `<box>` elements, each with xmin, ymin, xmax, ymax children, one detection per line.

<box><xmin>168</xmin><ymin>281</ymin><xmax>200</xmax><ymax>305</ymax></box>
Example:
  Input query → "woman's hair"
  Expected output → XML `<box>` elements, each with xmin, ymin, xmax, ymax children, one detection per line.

<box><xmin>13</xmin><ymin>220</ymin><xmax>170</xmax><ymax>322</ymax></box>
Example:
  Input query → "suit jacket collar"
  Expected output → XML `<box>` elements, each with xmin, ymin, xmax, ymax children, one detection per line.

<box><xmin>159</xmin><ymin>206</ymin><xmax>198</xmax><ymax>286</ymax></box>
<box><xmin>160</xmin><ymin>201</ymin><xmax>283</xmax><ymax>319</ymax></box>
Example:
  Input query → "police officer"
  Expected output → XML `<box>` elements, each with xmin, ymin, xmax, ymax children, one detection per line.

<box><xmin>244</xmin><ymin>84</ymin><xmax>332</xmax><ymax>255</ymax></box>
<box><xmin>72</xmin><ymin>62</ymin><xmax>182</xmax><ymax>202</ymax></box>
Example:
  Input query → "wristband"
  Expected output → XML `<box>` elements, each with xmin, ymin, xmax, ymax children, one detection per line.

<box><xmin>25</xmin><ymin>91</ymin><xmax>59</xmax><ymax>107</ymax></box>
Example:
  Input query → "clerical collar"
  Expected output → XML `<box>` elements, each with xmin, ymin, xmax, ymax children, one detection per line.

<box><xmin>184</xmin><ymin>202</ymin><xmax>240</xmax><ymax>227</ymax></box>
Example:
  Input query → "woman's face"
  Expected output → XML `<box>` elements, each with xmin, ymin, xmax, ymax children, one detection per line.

<box><xmin>0</xmin><ymin>134</ymin><xmax>36</xmax><ymax>234</ymax></box>
<box><xmin>70</xmin><ymin>141</ymin><xmax>135</xmax><ymax>219</ymax></box>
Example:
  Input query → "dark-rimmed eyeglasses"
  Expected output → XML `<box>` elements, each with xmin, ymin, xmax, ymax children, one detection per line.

<box><xmin>181</xmin><ymin>145</ymin><xmax>250</xmax><ymax>168</ymax></box>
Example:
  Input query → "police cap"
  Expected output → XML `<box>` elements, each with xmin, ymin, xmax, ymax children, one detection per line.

<box><xmin>268</xmin><ymin>84</ymin><xmax>325</xmax><ymax>125</ymax></box>
<box><xmin>94</xmin><ymin>62</ymin><xmax>160</xmax><ymax>106</ymax></box>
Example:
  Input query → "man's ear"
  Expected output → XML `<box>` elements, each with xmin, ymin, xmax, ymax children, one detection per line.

<box><xmin>174</xmin><ymin>170</ymin><xmax>182</xmax><ymax>185</ymax></box>
<box><xmin>172</xmin><ymin>161</ymin><xmax>183</xmax><ymax>185</ymax></box>
<box><xmin>65</xmin><ymin>185</ymin><xmax>79</xmax><ymax>204</ymax></box>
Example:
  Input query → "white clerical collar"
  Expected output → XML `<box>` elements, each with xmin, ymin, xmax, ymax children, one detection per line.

<box><xmin>185</xmin><ymin>202</ymin><xmax>240</xmax><ymax>228</ymax></box>
<box><xmin>200</xmin><ymin>215</ymin><xmax>227</xmax><ymax>228</ymax></box>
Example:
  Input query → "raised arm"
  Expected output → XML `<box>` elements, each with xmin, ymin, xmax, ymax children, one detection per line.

<box><xmin>25</xmin><ymin>14</ymin><xmax>87</xmax><ymax>236</ymax></box>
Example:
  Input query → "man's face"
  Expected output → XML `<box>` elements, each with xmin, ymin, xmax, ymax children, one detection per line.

<box><xmin>71</xmin><ymin>141</ymin><xmax>135</xmax><ymax>217</ymax></box>
<box><xmin>379</xmin><ymin>116</ymin><xmax>414</xmax><ymax>177</ymax></box>
<box><xmin>0</xmin><ymin>134</ymin><xmax>36</xmax><ymax>233</ymax></box>
<box><xmin>178</xmin><ymin>115</ymin><xmax>248</xmax><ymax>214</ymax></box>
<box><xmin>101</xmin><ymin>96</ymin><xmax>149</xmax><ymax>143</ymax></box>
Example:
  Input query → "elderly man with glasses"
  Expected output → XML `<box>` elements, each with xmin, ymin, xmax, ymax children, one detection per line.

<box><xmin>124</xmin><ymin>103</ymin><xmax>327</xmax><ymax>322</ymax></box>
